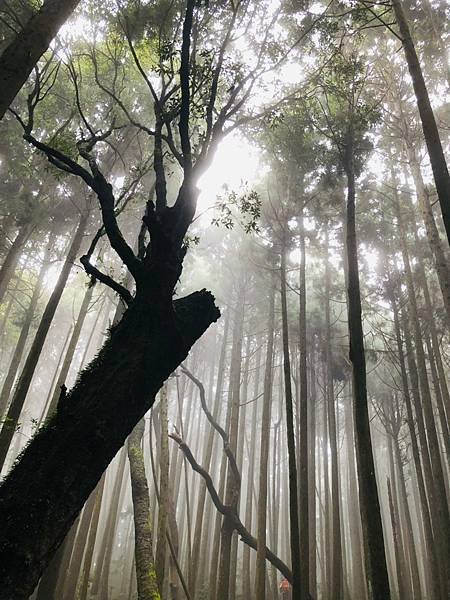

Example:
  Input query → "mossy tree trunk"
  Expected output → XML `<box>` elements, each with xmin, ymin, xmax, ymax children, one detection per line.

<box><xmin>128</xmin><ymin>419</ymin><xmax>161</xmax><ymax>600</ymax></box>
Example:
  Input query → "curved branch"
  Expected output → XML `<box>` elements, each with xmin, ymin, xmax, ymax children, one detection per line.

<box><xmin>169</xmin><ymin>432</ymin><xmax>293</xmax><ymax>584</ymax></box>
<box><xmin>180</xmin><ymin>365</ymin><xmax>241</xmax><ymax>488</ymax></box>
<box><xmin>80</xmin><ymin>255</ymin><xmax>133</xmax><ymax>306</ymax></box>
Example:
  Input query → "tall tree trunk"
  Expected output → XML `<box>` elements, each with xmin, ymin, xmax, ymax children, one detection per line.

<box><xmin>155</xmin><ymin>383</ymin><xmax>169</xmax><ymax>593</ymax></box>
<box><xmin>0</xmin><ymin>229</ymin><xmax>53</xmax><ymax>417</ymax></box>
<box><xmin>280</xmin><ymin>243</ymin><xmax>303</xmax><ymax>600</ymax></box>
<box><xmin>0</xmin><ymin>0</ymin><xmax>81</xmax><ymax>119</ymax></box>
<box><xmin>189</xmin><ymin>320</ymin><xmax>228</xmax><ymax>598</ymax></box>
<box><xmin>74</xmin><ymin>474</ymin><xmax>106</xmax><ymax>600</ymax></box>
<box><xmin>128</xmin><ymin>418</ymin><xmax>161</xmax><ymax>600</ymax></box>
<box><xmin>391</xmin><ymin>0</ymin><xmax>450</xmax><ymax>246</ymax></box>
<box><xmin>0</xmin><ymin>211</ymin><xmax>89</xmax><ymax>470</ymax></box>
<box><xmin>307</xmin><ymin>344</ymin><xmax>317</xmax><ymax>600</ymax></box>
<box><xmin>405</xmin><ymin>144</ymin><xmax>450</xmax><ymax>325</ymax></box>
<box><xmin>298</xmin><ymin>214</ymin><xmax>309</xmax><ymax>598</ymax></box>
<box><xmin>242</xmin><ymin>344</ymin><xmax>261</xmax><ymax>600</ymax></box>
<box><xmin>216</xmin><ymin>285</ymin><xmax>244</xmax><ymax>600</ymax></box>
<box><xmin>386</xmin><ymin>477</ymin><xmax>408</xmax><ymax>600</ymax></box>
<box><xmin>344</xmin><ymin>151</ymin><xmax>390</xmax><ymax>600</ymax></box>
<box><xmin>325</xmin><ymin>230</ymin><xmax>343</xmax><ymax>600</ymax></box>
<box><xmin>93</xmin><ymin>448</ymin><xmax>128</xmax><ymax>598</ymax></box>
<box><xmin>344</xmin><ymin>388</ymin><xmax>366</xmax><ymax>600</ymax></box>
<box><xmin>393</xmin><ymin>182</ymin><xmax>450</xmax><ymax>597</ymax></box>
<box><xmin>46</xmin><ymin>280</ymin><xmax>95</xmax><ymax>416</ymax></box>
<box><xmin>255</xmin><ymin>275</ymin><xmax>275</xmax><ymax>599</ymax></box>
<box><xmin>0</xmin><ymin>223</ymin><xmax>32</xmax><ymax>306</ymax></box>
<box><xmin>63</xmin><ymin>476</ymin><xmax>105</xmax><ymax>600</ymax></box>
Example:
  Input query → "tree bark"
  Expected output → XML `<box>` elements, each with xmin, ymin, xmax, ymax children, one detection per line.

<box><xmin>0</xmin><ymin>0</ymin><xmax>81</xmax><ymax>119</ymax></box>
<box><xmin>0</xmin><ymin>283</ymin><xmax>220</xmax><ymax>599</ymax></box>
<box><xmin>128</xmin><ymin>419</ymin><xmax>161</xmax><ymax>600</ymax></box>
<box><xmin>255</xmin><ymin>275</ymin><xmax>275</xmax><ymax>599</ymax></box>
<box><xmin>391</xmin><ymin>0</ymin><xmax>450</xmax><ymax>246</ymax></box>
<box><xmin>280</xmin><ymin>243</ymin><xmax>303</xmax><ymax>600</ymax></box>
<box><xmin>344</xmin><ymin>151</ymin><xmax>390</xmax><ymax>600</ymax></box>
<box><xmin>325</xmin><ymin>229</ymin><xmax>343</xmax><ymax>600</ymax></box>
<box><xmin>216</xmin><ymin>286</ymin><xmax>244</xmax><ymax>600</ymax></box>
<box><xmin>298</xmin><ymin>214</ymin><xmax>309</xmax><ymax>599</ymax></box>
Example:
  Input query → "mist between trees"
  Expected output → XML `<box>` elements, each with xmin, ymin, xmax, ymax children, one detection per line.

<box><xmin>0</xmin><ymin>1</ymin><xmax>449</xmax><ymax>600</ymax></box>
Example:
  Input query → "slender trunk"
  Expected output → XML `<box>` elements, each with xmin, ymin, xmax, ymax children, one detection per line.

<box><xmin>0</xmin><ymin>223</ymin><xmax>32</xmax><ymax>305</ymax></box>
<box><xmin>393</xmin><ymin>183</ymin><xmax>450</xmax><ymax>596</ymax></box>
<box><xmin>308</xmin><ymin>346</ymin><xmax>317</xmax><ymax>600</ymax></box>
<box><xmin>386</xmin><ymin>477</ymin><xmax>408</xmax><ymax>600</ymax></box>
<box><xmin>77</xmin><ymin>474</ymin><xmax>107</xmax><ymax>600</ymax></box>
<box><xmin>405</xmin><ymin>144</ymin><xmax>450</xmax><ymax>326</ymax></box>
<box><xmin>242</xmin><ymin>345</ymin><xmax>261</xmax><ymax>600</ymax></box>
<box><xmin>0</xmin><ymin>230</ymin><xmax>53</xmax><ymax>417</ymax></box>
<box><xmin>255</xmin><ymin>275</ymin><xmax>275</xmax><ymax>598</ymax></box>
<box><xmin>298</xmin><ymin>215</ymin><xmax>309</xmax><ymax>597</ymax></box>
<box><xmin>189</xmin><ymin>321</ymin><xmax>229</xmax><ymax>598</ymax></box>
<box><xmin>280</xmin><ymin>244</ymin><xmax>303</xmax><ymax>600</ymax></box>
<box><xmin>156</xmin><ymin>383</ymin><xmax>169</xmax><ymax>592</ymax></box>
<box><xmin>391</xmin><ymin>0</ymin><xmax>450</xmax><ymax>245</ymax></box>
<box><xmin>325</xmin><ymin>230</ymin><xmax>343</xmax><ymax>600</ymax></box>
<box><xmin>128</xmin><ymin>418</ymin><xmax>161</xmax><ymax>600</ymax></box>
<box><xmin>216</xmin><ymin>286</ymin><xmax>244</xmax><ymax>600</ymax></box>
<box><xmin>63</xmin><ymin>477</ymin><xmax>105</xmax><ymax>599</ymax></box>
<box><xmin>93</xmin><ymin>448</ymin><xmax>128</xmax><ymax>598</ymax></box>
<box><xmin>0</xmin><ymin>211</ymin><xmax>89</xmax><ymax>471</ymax></box>
<box><xmin>46</xmin><ymin>280</ymin><xmax>95</xmax><ymax>416</ymax></box>
<box><xmin>344</xmin><ymin>152</ymin><xmax>390</xmax><ymax>600</ymax></box>
<box><xmin>392</xmin><ymin>434</ymin><xmax>423</xmax><ymax>600</ymax></box>
<box><xmin>344</xmin><ymin>390</ymin><xmax>366</xmax><ymax>600</ymax></box>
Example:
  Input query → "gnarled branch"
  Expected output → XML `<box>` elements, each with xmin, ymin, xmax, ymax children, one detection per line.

<box><xmin>169</xmin><ymin>431</ymin><xmax>293</xmax><ymax>584</ymax></box>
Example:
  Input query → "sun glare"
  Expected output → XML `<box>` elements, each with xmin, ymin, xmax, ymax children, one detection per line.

<box><xmin>197</xmin><ymin>133</ymin><xmax>263</xmax><ymax>213</ymax></box>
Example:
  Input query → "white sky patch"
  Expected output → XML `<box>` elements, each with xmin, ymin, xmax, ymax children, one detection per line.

<box><xmin>197</xmin><ymin>133</ymin><xmax>263</xmax><ymax>212</ymax></box>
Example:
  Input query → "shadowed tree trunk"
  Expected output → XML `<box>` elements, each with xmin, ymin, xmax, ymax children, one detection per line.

<box><xmin>297</xmin><ymin>213</ymin><xmax>309</xmax><ymax>599</ymax></box>
<box><xmin>0</xmin><ymin>0</ymin><xmax>82</xmax><ymax>119</ymax></box>
<box><xmin>391</xmin><ymin>0</ymin><xmax>450</xmax><ymax>245</ymax></box>
<box><xmin>392</xmin><ymin>180</ymin><xmax>450</xmax><ymax>598</ymax></box>
<box><xmin>0</xmin><ymin>281</ymin><xmax>220</xmax><ymax>598</ymax></box>
<box><xmin>280</xmin><ymin>241</ymin><xmax>303</xmax><ymax>600</ymax></box>
<box><xmin>343</xmin><ymin>141</ymin><xmax>390</xmax><ymax>600</ymax></box>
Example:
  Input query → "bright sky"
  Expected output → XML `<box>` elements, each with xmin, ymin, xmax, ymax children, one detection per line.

<box><xmin>197</xmin><ymin>132</ymin><xmax>262</xmax><ymax>212</ymax></box>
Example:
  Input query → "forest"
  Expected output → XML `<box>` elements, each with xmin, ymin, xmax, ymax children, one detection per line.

<box><xmin>0</xmin><ymin>0</ymin><xmax>449</xmax><ymax>599</ymax></box>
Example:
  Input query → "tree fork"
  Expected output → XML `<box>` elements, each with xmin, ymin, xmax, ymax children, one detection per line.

<box><xmin>0</xmin><ymin>288</ymin><xmax>219</xmax><ymax>600</ymax></box>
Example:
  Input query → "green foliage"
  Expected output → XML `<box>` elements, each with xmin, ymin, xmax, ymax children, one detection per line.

<box><xmin>211</xmin><ymin>189</ymin><xmax>261</xmax><ymax>233</ymax></box>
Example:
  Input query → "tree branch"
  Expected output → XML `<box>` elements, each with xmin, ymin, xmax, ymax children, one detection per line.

<box><xmin>79</xmin><ymin>255</ymin><xmax>133</xmax><ymax>306</ymax></box>
<box><xmin>169</xmin><ymin>431</ymin><xmax>293</xmax><ymax>584</ymax></box>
